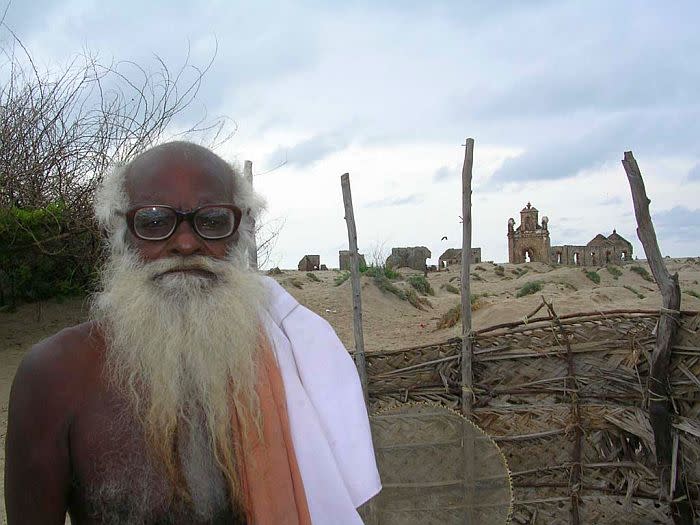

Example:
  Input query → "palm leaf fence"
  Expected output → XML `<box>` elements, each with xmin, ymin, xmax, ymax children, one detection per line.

<box><xmin>357</xmin><ymin>303</ymin><xmax>700</xmax><ymax>524</ymax></box>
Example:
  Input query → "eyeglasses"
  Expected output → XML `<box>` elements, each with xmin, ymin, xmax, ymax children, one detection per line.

<box><xmin>125</xmin><ymin>204</ymin><xmax>243</xmax><ymax>241</ymax></box>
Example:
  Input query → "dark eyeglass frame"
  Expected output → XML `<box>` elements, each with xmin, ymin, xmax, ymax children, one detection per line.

<box><xmin>124</xmin><ymin>204</ymin><xmax>243</xmax><ymax>241</ymax></box>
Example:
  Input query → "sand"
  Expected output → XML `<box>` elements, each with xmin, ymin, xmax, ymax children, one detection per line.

<box><xmin>1</xmin><ymin>258</ymin><xmax>699</xmax><ymax>520</ymax></box>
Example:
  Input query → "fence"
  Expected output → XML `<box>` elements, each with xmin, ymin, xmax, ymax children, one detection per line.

<box><xmin>360</xmin><ymin>307</ymin><xmax>700</xmax><ymax>524</ymax></box>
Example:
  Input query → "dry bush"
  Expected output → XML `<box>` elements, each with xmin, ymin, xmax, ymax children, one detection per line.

<box><xmin>434</xmin><ymin>296</ymin><xmax>483</xmax><ymax>330</ymax></box>
<box><xmin>0</xmin><ymin>27</ymin><xmax>236</xmax><ymax>304</ymax></box>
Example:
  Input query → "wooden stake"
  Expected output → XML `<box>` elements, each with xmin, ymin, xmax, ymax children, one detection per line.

<box><xmin>460</xmin><ymin>138</ymin><xmax>476</xmax><ymax>525</ymax></box>
<box><xmin>460</xmin><ymin>138</ymin><xmax>475</xmax><ymax>417</ymax></box>
<box><xmin>341</xmin><ymin>173</ymin><xmax>369</xmax><ymax>406</ymax></box>
<box><xmin>244</xmin><ymin>160</ymin><xmax>258</xmax><ymax>271</ymax></box>
<box><xmin>621</xmin><ymin>151</ymin><xmax>693</xmax><ymax>524</ymax></box>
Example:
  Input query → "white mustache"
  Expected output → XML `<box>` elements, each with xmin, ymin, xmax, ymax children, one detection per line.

<box><xmin>140</xmin><ymin>256</ymin><xmax>231</xmax><ymax>281</ymax></box>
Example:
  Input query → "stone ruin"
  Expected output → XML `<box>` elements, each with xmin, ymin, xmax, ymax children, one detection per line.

<box><xmin>298</xmin><ymin>255</ymin><xmax>320</xmax><ymax>271</ymax></box>
<box><xmin>339</xmin><ymin>250</ymin><xmax>366</xmax><ymax>271</ymax></box>
<box><xmin>507</xmin><ymin>202</ymin><xmax>633</xmax><ymax>265</ymax></box>
<box><xmin>385</xmin><ymin>246</ymin><xmax>431</xmax><ymax>271</ymax></box>
<box><xmin>438</xmin><ymin>248</ymin><xmax>482</xmax><ymax>269</ymax></box>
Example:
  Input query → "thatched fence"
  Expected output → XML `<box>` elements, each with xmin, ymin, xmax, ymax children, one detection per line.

<box><xmin>359</xmin><ymin>306</ymin><xmax>700</xmax><ymax>524</ymax></box>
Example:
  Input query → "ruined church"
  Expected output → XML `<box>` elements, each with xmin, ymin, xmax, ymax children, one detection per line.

<box><xmin>507</xmin><ymin>203</ymin><xmax>633</xmax><ymax>266</ymax></box>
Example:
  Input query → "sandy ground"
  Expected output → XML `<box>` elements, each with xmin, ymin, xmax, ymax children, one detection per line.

<box><xmin>1</xmin><ymin>258</ymin><xmax>699</xmax><ymax>520</ymax></box>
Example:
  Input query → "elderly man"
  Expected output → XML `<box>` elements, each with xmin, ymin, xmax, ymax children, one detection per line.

<box><xmin>5</xmin><ymin>142</ymin><xmax>381</xmax><ymax>524</ymax></box>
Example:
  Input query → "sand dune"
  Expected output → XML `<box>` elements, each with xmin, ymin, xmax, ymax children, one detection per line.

<box><xmin>272</xmin><ymin>258</ymin><xmax>700</xmax><ymax>352</ymax></box>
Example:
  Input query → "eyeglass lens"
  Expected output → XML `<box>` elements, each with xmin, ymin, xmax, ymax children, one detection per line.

<box><xmin>133</xmin><ymin>206</ymin><xmax>236</xmax><ymax>240</ymax></box>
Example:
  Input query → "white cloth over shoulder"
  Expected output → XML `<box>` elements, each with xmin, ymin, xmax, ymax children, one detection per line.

<box><xmin>260</xmin><ymin>277</ymin><xmax>381</xmax><ymax>525</ymax></box>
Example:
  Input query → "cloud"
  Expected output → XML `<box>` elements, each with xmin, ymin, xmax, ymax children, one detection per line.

<box><xmin>600</xmin><ymin>196</ymin><xmax>623</xmax><ymax>206</ymax></box>
<box><xmin>687</xmin><ymin>164</ymin><xmax>700</xmax><ymax>182</ymax></box>
<box><xmin>484</xmin><ymin>109</ymin><xmax>700</xmax><ymax>187</ymax></box>
<box><xmin>264</xmin><ymin>132</ymin><xmax>350</xmax><ymax>169</ymax></box>
<box><xmin>486</xmin><ymin>130</ymin><xmax>615</xmax><ymax>185</ymax></box>
<box><xmin>652</xmin><ymin>206</ymin><xmax>700</xmax><ymax>244</ymax></box>
<box><xmin>364</xmin><ymin>194</ymin><xmax>423</xmax><ymax>208</ymax></box>
<box><xmin>433</xmin><ymin>166</ymin><xmax>453</xmax><ymax>182</ymax></box>
<box><xmin>550</xmin><ymin>228</ymin><xmax>586</xmax><ymax>245</ymax></box>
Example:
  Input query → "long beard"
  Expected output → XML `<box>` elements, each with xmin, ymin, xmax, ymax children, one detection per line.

<box><xmin>91</xmin><ymin>250</ymin><xmax>267</xmax><ymax>507</ymax></box>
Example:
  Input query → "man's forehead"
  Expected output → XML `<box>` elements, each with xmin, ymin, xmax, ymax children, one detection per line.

<box><xmin>124</xmin><ymin>142</ymin><xmax>234</xmax><ymax>199</ymax></box>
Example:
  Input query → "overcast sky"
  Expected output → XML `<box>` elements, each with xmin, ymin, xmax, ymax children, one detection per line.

<box><xmin>5</xmin><ymin>1</ymin><xmax>699</xmax><ymax>268</ymax></box>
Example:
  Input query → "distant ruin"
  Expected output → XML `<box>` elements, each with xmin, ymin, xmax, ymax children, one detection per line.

<box><xmin>438</xmin><ymin>248</ymin><xmax>482</xmax><ymax>269</ymax></box>
<box><xmin>507</xmin><ymin>202</ymin><xmax>633</xmax><ymax>265</ymax></box>
<box><xmin>339</xmin><ymin>250</ymin><xmax>366</xmax><ymax>271</ymax></box>
<box><xmin>298</xmin><ymin>254</ymin><xmax>320</xmax><ymax>271</ymax></box>
<box><xmin>385</xmin><ymin>246</ymin><xmax>431</xmax><ymax>271</ymax></box>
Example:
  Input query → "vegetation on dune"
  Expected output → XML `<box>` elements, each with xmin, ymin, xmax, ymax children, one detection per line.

<box><xmin>372</xmin><ymin>274</ymin><xmax>405</xmax><ymax>299</ymax></box>
<box><xmin>511</xmin><ymin>267</ymin><xmax>528</xmax><ymax>278</ymax></box>
<box><xmin>334</xmin><ymin>272</ymin><xmax>351</xmax><ymax>286</ymax></box>
<box><xmin>306</xmin><ymin>272</ymin><xmax>320</xmax><ymax>282</ymax></box>
<box><xmin>494</xmin><ymin>265</ymin><xmax>505</xmax><ymax>277</ymax></box>
<box><xmin>585</xmin><ymin>271</ymin><xmax>601</xmax><ymax>284</ymax></box>
<box><xmin>606</xmin><ymin>265</ymin><xmax>623</xmax><ymax>279</ymax></box>
<box><xmin>623</xmin><ymin>285</ymin><xmax>645</xmax><ymax>299</ymax></box>
<box><xmin>630</xmin><ymin>265</ymin><xmax>654</xmax><ymax>282</ymax></box>
<box><xmin>434</xmin><ymin>296</ymin><xmax>484</xmax><ymax>330</ymax></box>
<box><xmin>405</xmin><ymin>288</ymin><xmax>433</xmax><ymax>311</ymax></box>
<box><xmin>361</xmin><ymin>264</ymin><xmax>402</xmax><ymax>280</ymax></box>
<box><xmin>684</xmin><ymin>290</ymin><xmax>700</xmax><ymax>300</ymax></box>
<box><xmin>435</xmin><ymin>304</ymin><xmax>461</xmax><ymax>330</ymax></box>
<box><xmin>470</xmin><ymin>272</ymin><xmax>484</xmax><ymax>282</ymax></box>
<box><xmin>474</xmin><ymin>265</ymin><xmax>486</xmax><ymax>271</ymax></box>
<box><xmin>286</xmin><ymin>278</ymin><xmax>304</xmax><ymax>289</ymax></box>
<box><xmin>516</xmin><ymin>281</ymin><xmax>543</xmax><ymax>298</ymax></box>
<box><xmin>441</xmin><ymin>283</ymin><xmax>460</xmax><ymax>294</ymax></box>
<box><xmin>555</xmin><ymin>281</ymin><xmax>578</xmax><ymax>291</ymax></box>
<box><xmin>407</xmin><ymin>275</ymin><xmax>435</xmax><ymax>296</ymax></box>
<box><xmin>267</xmin><ymin>267</ymin><xmax>284</xmax><ymax>275</ymax></box>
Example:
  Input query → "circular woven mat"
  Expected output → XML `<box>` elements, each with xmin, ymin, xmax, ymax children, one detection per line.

<box><xmin>364</xmin><ymin>403</ymin><xmax>512</xmax><ymax>525</ymax></box>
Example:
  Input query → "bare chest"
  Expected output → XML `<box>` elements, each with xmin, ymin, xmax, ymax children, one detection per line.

<box><xmin>67</xmin><ymin>390</ymin><xmax>242</xmax><ymax>524</ymax></box>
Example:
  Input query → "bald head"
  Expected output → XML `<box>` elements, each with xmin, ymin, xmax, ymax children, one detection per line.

<box><xmin>124</xmin><ymin>142</ymin><xmax>236</xmax><ymax>203</ymax></box>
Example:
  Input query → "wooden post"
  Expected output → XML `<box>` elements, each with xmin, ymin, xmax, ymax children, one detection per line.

<box><xmin>460</xmin><ymin>138</ymin><xmax>475</xmax><ymax>417</ymax></box>
<box><xmin>621</xmin><ymin>151</ymin><xmax>693</xmax><ymax>524</ymax></box>
<box><xmin>244</xmin><ymin>160</ymin><xmax>258</xmax><ymax>271</ymax></box>
<box><xmin>461</xmin><ymin>138</ymin><xmax>476</xmax><ymax>524</ymax></box>
<box><xmin>340</xmin><ymin>173</ymin><xmax>369</xmax><ymax>406</ymax></box>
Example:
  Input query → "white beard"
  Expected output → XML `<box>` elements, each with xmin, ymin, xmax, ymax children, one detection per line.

<box><xmin>91</xmin><ymin>249</ymin><xmax>268</xmax><ymax>505</ymax></box>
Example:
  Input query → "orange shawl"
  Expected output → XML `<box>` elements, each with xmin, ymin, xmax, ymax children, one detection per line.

<box><xmin>232</xmin><ymin>336</ymin><xmax>312</xmax><ymax>525</ymax></box>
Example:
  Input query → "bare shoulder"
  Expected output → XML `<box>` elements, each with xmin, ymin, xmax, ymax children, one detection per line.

<box><xmin>11</xmin><ymin>321</ymin><xmax>104</xmax><ymax>417</ymax></box>
<box><xmin>6</xmin><ymin>322</ymin><xmax>103</xmax><ymax>521</ymax></box>
<box><xmin>22</xmin><ymin>320</ymin><xmax>102</xmax><ymax>367</ymax></box>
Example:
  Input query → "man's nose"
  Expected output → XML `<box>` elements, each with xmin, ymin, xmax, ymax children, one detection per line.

<box><xmin>167</xmin><ymin>220</ymin><xmax>203</xmax><ymax>256</ymax></box>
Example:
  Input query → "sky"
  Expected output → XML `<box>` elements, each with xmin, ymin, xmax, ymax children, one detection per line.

<box><xmin>4</xmin><ymin>1</ymin><xmax>699</xmax><ymax>268</ymax></box>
